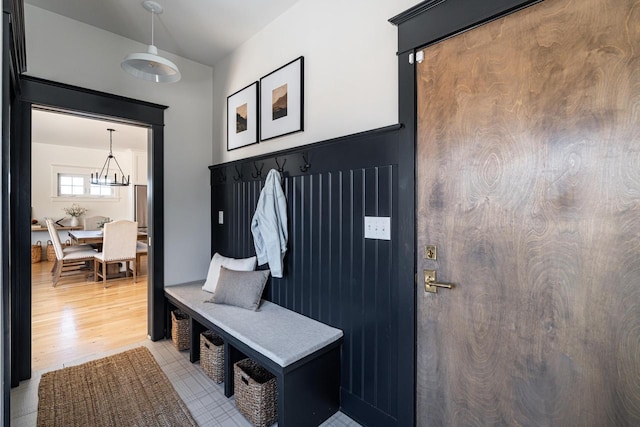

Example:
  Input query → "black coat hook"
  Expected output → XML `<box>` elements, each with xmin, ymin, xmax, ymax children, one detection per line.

<box><xmin>233</xmin><ymin>165</ymin><xmax>243</xmax><ymax>182</ymax></box>
<box><xmin>252</xmin><ymin>162</ymin><xmax>264</xmax><ymax>179</ymax></box>
<box><xmin>275</xmin><ymin>157</ymin><xmax>287</xmax><ymax>173</ymax></box>
<box><xmin>300</xmin><ymin>153</ymin><xmax>311</xmax><ymax>173</ymax></box>
<box><xmin>218</xmin><ymin>169</ymin><xmax>227</xmax><ymax>183</ymax></box>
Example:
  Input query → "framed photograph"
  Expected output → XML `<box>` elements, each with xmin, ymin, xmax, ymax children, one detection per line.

<box><xmin>260</xmin><ymin>56</ymin><xmax>304</xmax><ymax>141</ymax></box>
<box><xmin>227</xmin><ymin>81</ymin><xmax>259</xmax><ymax>151</ymax></box>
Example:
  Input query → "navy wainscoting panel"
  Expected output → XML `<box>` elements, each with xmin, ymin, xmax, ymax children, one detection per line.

<box><xmin>209</xmin><ymin>125</ymin><xmax>401</xmax><ymax>427</ymax></box>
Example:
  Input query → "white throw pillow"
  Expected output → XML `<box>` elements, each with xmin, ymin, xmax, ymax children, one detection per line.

<box><xmin>202</xmin><ymin>253</ymin><xmax>257</xmax><ymax>293</ymax></box>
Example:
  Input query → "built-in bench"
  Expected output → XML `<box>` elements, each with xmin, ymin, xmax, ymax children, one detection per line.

<box><xmin>164</xmin><ymin>281</ymin><xmax>344</xmax><ymax>427</ymax></box>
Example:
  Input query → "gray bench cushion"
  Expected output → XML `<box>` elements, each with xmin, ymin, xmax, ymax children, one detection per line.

<box><xmin>165</xmin><ymin>282</ymin><xmax>343</xmax><ymax>367</ymax></box>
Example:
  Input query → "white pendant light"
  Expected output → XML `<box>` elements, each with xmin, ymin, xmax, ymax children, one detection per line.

<box><xmin>121</xmin><ymin>1</ymin><xmax>181</xmax><ymax>83</ymax></box>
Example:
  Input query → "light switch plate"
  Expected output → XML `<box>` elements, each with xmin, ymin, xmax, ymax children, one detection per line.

<box><xmin>364</xmin><ymin>216</ymin><xmax>391</xmax><ymax>240</ymax></box>
<box><xmin>218</xmin><ymin>211</ymin><xmax>224</xmax><ymax>225</ymax></box>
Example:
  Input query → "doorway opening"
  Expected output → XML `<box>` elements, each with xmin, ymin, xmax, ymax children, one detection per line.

<box><xmin>30</xmin><ymin>108</ymin><xmax>150</xmax><ymax>371</ymax></box>
<box><xmin>11</xmin><ymin>76</ymin><xmax>167</xmax><ymax>386</ymax></box>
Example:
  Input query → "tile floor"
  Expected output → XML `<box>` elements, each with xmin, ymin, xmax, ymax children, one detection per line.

<box><xmin>10</xmin><ymin>339</ymin><xmax>361</xmax><ymax>427</ymax></box>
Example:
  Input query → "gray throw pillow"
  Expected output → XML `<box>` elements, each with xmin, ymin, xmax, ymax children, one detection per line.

<box><xmin>207</xmin><ymin>266</ymin><xmax>270</xmax><ymax>311</ymax></box>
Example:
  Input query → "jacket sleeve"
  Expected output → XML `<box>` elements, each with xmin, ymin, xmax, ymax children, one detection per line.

<box><xmin>251</xmin><ymin>170</ymin><xmax>288</xmax><ymax>277</ymax></box>
<box><xmin>267</xmin><ymin>179</ymin><xmax>288</xmax><ymax>277</ymax></box>
<box><xmin>250</xmin><ymin>207</ymin><xmax>267</xmax><ymax>266</ymax></box>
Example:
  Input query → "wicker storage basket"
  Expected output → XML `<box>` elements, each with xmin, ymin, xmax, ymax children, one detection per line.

<box><xmin>200</xmin><ymin>330</ymin><xmax>224</xmax><ymax>383</ymax></box>
<box><xmin>46</xmin><ymin>239</ymin><xmax>73</xmax><ymax>261</ymax></box>
<box><xmin>46</xmin><ymin>240</ymin><xmax>56</xmax><ymax>262</ymax></box>
<box><xmin>31</xmin><ymin>241</ymin><xmax>42</xmax><ymax>263</ymax></box>
<box><xmin>171</xmin><ymin>310</ymin><xmax>190</xmax><ymax>351</ymax></box>
<box><xmin>234</xmin><ymin>358</ymin><xmax>277</xmax><ymax>427</ymax></box>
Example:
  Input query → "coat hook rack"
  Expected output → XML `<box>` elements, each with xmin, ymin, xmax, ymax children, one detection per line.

<box><xmin>275</xmin><ymin>157</ymin><xmax>287</xmax><ymax>173</ymax></box>
<box><xmin>300</xmin><ymin>153</ymin><xmax>311</xmax><ymax>173</ymax></box>
<box><xmin>252</xmin><ymin>162</ymin><xmax>264</xmax><ymax>179</ymax></box>
<box><xmin>233</xmin><ymin>165</ymin><xmax>243</xmax><ymax>182</ymax></box>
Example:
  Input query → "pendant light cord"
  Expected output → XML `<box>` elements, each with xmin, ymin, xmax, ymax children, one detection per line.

<box><xmin>109</xmin><ymin>129</ymin><xmax>114</xmax><ymax>156</ymax></box>
<box><xmin>151</xmin><ymin>9</ymin><xmax>155</xmax><ymax>46</ymax></box>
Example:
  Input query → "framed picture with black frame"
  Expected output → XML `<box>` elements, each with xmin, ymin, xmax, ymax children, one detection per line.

<box><xmin>260</xmin><ymin>56</ymin><xmax>304</xmax><ymax>141</ymax></box>
<box><xmin>227</xmin><ymin>81</ymin><xmax>259</xmax><ymax>151</ymax></box>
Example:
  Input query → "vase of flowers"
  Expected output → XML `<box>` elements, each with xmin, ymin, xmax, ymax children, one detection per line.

<box><xmin>64</xmin><ymin>204</ymin><xmax>87</xmax><ymax>227</ymax></box>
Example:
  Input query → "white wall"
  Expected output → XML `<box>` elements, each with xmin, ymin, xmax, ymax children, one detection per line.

<box><xmin>24</xmin><ymin>5</ymin><xmax>214</xmax><ymax>284</ymax></box>
<box><xmin>31</xmin><ymin>142</ymin><xmax>142</xmax><ymax>227</ymax></box>
<box><xmin>211</xmin><ymin>0</ymin><xmax>418</xmax><ymax>164</ymax></box>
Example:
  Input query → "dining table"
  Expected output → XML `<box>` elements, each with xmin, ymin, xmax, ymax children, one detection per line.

<box><xmin>68</xmin><ymin>229</ymin><xmax>148</xmax><ymax>246</ymax></box>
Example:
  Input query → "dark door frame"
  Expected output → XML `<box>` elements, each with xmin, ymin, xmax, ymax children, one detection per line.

<box><xmin>10</xmin><ymin>76</ymin><xmax>167</xmax><ymax>385</ymax></box>
<box><xmin>2</xmin><ymin>7</ymin><xmax>21</xmax><ymax>423</ymax></box>
<box><xmin>389</xmin><ymin>1</ymin><xmax>542</xmax><ymax>425</ymax></box>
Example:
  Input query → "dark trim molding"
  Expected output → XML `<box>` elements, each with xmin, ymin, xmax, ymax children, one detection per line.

<box><xmin>11</xmin><ymin>77</ymin><xmax>167</xmax><ymax>385</ymax></box>
<box><xmin>2</xmin><ymin>0</ymin><xmax>26</xmax><ymax>72</ymax></box>
<box><xmin>2</xmin><ymin>11</ymin><xmax>13</xmax><ymax>422</ymax></box>
<box><xmin>3</xmin><ymin>0</ymin><xmax>26</xmax><ymax>417</ymax></box>
<box><xmin>395</xmin><ymin>53</ymin><xmax>416</xmax><ymax>427</ymax></box>
<box><xmin>19</xmin><ymin>76</ymin><xmax>166</xmax><ymax>125</ymax></box>
<box><xmin>3</xmin><ymin>0</ymin><xmax>27</xmax><ymax>93</ymax></box>
<box><xmin>388</xmin><ymin>0</ymin><xmax>447</xmax><ymax>25</ymax></box>
<box><xmin>12</xmin><ymin>98</ymin><xmax>30</xmax><ymax>384</ymax></box>
<box><xmin>389</xmin><ymin>0</ymin><xmax>542</xmax><ymax>55</ymax></box>
<box><xmin>210</xmin><ymin>124</ymin><xmax>402</xmax><ymax>173</ymax></box>
<box><xmin>148</xmin><ymin>123</ymin><xmax>165</xmax><ymax>340</ymax></box>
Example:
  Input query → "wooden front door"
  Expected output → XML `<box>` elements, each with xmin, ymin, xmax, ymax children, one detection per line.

<box><xmin>415</xmin><ymin>0</ymin><xmax>640</xmax><ymax>425</ymax></box>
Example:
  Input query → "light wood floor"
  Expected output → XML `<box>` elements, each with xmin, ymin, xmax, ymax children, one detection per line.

<box><xmin>31</xmin><ymin>260</ymin><xmax>148</xmax><ymax>372</ymax></box>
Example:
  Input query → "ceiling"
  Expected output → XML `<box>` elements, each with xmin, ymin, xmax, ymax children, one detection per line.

<box><xmin>32</xmin><ymin>109</ymin><xmax>149</xmax><ymax>151</ymax></box>
<box><xmin>23</xmin><ymin>0</ymin><xmax>303</xmax><ymax>67</ymax></box>
<box><xmin>26</xmin><ymin>1</ymin><xmax>304</xmax><ymax>150</ymax></box>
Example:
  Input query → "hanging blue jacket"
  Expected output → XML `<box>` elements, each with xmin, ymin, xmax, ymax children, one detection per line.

<box><xmin>251</xmin><ymin>169</ymin><xmax>288</xmax><ymax>277</ymax></box>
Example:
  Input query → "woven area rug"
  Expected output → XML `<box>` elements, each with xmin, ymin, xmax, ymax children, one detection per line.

<box><xmin>37</xmin><ymin>346</ymin><xmax>198</xmax><ymax>427</ymax></box>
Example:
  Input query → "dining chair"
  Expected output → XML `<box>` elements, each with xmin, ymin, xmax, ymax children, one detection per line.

<box><xmin>45</xmin><ymin>218</ymin><xmax>94</xmax><ymax>271</ymax></box>
<box><xmin>93</xmin><ymin>220</ymin><xmax>138</xmax><ymax>288</ymax></box>
<box><xmin>82</xmin><ymin>215</ymin><xmax>110</xmax><ymax>249</ymax></box>
<box><xmin>46</xmin><ymin>218</ymin><xmax>95</xmax><ymax>253</ymax></box>
<box><xmin>45</xmin><ymin>218</ymin><xmax>97</xmax><ymax>287</ymax></box>
<box><xmin>83</xmin><ymin>215</ymin><xmax>109</xmax><ymax>230</ymax></box>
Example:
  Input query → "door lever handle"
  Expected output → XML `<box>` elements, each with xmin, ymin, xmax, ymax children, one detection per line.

<box><xmin>424</xmin><ymin>270</ymin><xmax>454</xmax><ymax>293</ymax></box>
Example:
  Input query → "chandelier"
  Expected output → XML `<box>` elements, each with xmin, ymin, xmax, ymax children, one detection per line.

<box><xmin>91</xmin><ymin>128</ymin><xmax>130</xmax><ymax>186</ymax></box>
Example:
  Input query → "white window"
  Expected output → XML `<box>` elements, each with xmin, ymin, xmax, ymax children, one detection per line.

<box><xmin>51</xmin><ymin>165</ymin><xmax>120</xmax><ymax>201</ymax></box>
<box><xmin>90</xmin><ymin>183</ymin><xmax>113</xmax><ymax>196</ymax></box>
<box><xmin>58</xmin><ymin>175</ymin><xmax>84</xmax><ymax>196</ymax></box>
<box><xmin>57</xmin><ymin>173</ymin><xmax>114</xmax><ymax>198</ymax></box>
